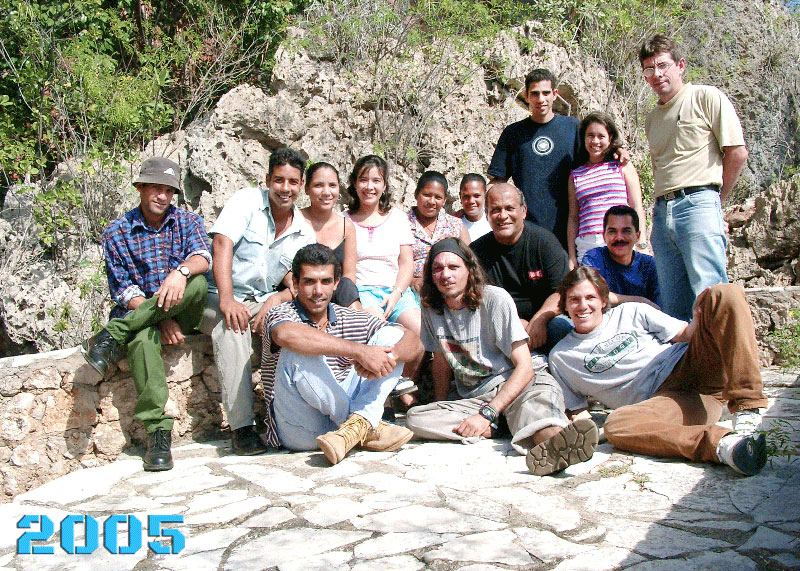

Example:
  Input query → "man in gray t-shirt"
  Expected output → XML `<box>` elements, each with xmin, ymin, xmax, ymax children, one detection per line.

<box><xmin>549</xmin><ymin>266</ymin><xmax>769</xmax><ymax>476</ymax></box>
<box><xmin>405</xmin><ymin>238</ymin><xmax>599</xmax><ymax>476</ymax></box>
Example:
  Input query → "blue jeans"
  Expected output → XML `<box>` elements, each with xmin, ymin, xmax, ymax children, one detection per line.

<box><xmin>651</xmin><ymin>190</ymin><xmax>728</xmax><ymax>322</ymax></box>
<box><xmin>545</xmin><ymin>314</ymin><xmax>574</xmax><ymax>353</ymax></box>
<box><xmin>273</xmin><ymin>326</ymin><xmax>404</xmax><ymax>450</ymax></box>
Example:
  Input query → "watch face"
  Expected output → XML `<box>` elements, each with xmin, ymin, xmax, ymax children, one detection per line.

<box><xmin>179</xmin><ymin>266</ymin><xmax>190</xmax><ymax>277</ymax></box>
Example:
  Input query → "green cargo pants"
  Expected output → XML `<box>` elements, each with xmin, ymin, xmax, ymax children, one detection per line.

<box><xmin>104</xmin><ymin>275</ymin><xmax>207</xmax><ymax>433</ymax></box>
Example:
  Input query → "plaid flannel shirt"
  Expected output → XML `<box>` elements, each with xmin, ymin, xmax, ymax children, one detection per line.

<box><xmin>103</xmin><ymin>205</ymin><xmax>211</xmax><ymax>318</ymax></box>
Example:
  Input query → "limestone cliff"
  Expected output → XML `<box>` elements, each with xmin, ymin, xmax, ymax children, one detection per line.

<box><xmin>0</xmin><ymin>17</ymin><xmax>798</xmax><ymax>357</ymax></box>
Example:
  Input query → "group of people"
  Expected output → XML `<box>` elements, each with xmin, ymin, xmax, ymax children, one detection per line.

<box><xmin>81</xmin><ymin>34</ymin><xmax>768</xmax><ymax>478</ymax></box>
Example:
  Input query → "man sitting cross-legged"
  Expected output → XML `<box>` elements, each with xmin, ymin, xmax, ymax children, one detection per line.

<box><xmin>405</xmin><ymin>238</ymin><xmax>598</xmax><ymax>476</ymax></box>
<box><xmin>260</xmin><ymin>244</ymin><xmax>424</xmax><ymax>465</ymax></box>
<box><xmin>582</xmin><ymin>205</ymin><xmax>661</xmax><ymax>308</ymax></box>
<box><xmin>81</xmin><ymin>157</ymin><xmax>211</xmax><ymax>471</ymax></box>
<box><xmin>548</xmin><ymin>266</ymin><xmax>768</xmax><ymax>475</ymax></box>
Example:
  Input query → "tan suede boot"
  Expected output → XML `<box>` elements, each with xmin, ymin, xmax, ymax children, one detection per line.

<box><xmin>360</xmin><ymin>421</ymin><xmax>414</xmax><ymax>452</ymax></box>
<box><xmin>316</xmin><ymin>414</ymin><xmax>372</xmax><ymax>465</ymax></box>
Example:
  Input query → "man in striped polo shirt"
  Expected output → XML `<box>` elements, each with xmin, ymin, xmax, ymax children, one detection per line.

<box><xmin>260</xmin><ymin>244</ymin><xmax>423</xmax><ymax>465</ymax></box>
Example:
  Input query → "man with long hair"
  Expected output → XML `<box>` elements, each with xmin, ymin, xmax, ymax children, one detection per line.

<box><xmin>405</xmin><ymin>238</ymin><xmax>598</xmax><ymax>475</ymax></box>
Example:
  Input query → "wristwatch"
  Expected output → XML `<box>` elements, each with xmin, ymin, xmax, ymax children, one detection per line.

<box><xmin>478</xmin><ymin>404</ymin><xmax>499</xmax><ymax>430</ymax></box>
<box><xmin>176</xmin><ymin>265</ymin><xmax>191</xmax><ymax>278</ymax></box>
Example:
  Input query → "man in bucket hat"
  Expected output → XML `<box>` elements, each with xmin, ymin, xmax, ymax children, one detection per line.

<box><xmin>81</xmin><ymin>157</ymin><xmax>212</xmax><ymax>471</ymax></box>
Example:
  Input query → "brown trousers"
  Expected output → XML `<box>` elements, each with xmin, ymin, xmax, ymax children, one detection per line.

<box><xmin>604</xmin><ymin>284</ymin><xmax>768</xmax><ymax>463</ymax></box>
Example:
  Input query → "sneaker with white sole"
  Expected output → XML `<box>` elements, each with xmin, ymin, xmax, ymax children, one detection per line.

<box><xmin>390</xmin><ymin>377</ymin><xmax>418</xmax><ymax>397</ymax></box>
<box><xmin>716</xmin><ymin>432</ymin><xmax>767</xmax><ymax>476</ymax></box>
<box><xmin>526</xmin><ymin>417</ymin><xmax>599</xmax><ymax>476</ymax></box>
<box><xmin>732</xmin><ymin>408</ymin><xmax>763</xmax><ymax>435</ymax></box>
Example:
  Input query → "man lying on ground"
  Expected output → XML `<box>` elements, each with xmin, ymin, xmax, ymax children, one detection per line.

<box><xmin>548</xmin><ymin>266</ymin><xmax>767</xmax><ymax>475</ymax></box>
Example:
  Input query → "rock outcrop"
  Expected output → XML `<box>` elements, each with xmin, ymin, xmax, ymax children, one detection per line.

<box><xmin>726</xmin><ymin>175</ymin><xmax>800</xmax><ymax>287</ymax></box>
<box><xmin>1</xmin><ymin>25</ymin><xmax>798</xmax><ymax>358</ymax></box>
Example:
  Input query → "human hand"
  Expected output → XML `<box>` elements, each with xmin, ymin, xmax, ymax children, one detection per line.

<box><xmin>352</xmin><ymin>345</ymin><xmax>397</xmax><ymax>380</ymax></box>
<box><xmin>568</xmin><ymin>256</ymin><xmax>577</xmax><ymax>271</ymax></box>
<box><xmin>155</xmin><ymin>270</ymin><xmax>187</xmax><ymax>311</ymax></box>
<box><xmin>526</xmin><ymin>317</ymin><xmax>548</xmax><ymax>349</ymax></box>
<box><xmin>219</xmin><ymin>297</ymin><xmax>251</xmax><ymax>334</ymax></box>
<box><xmin>614</xmin><ymin>147</ymin><xmax>632</xmax><ymax>166</ymax></box>
<box><xmin>158</xmin><ymin>318</ymin><xmax>185</xmax><ymax>345</ymax></box>
<box><xmin>381</xmin><ymin>289</ymin><xmax>402</xmax><ymax>320</ymax></box>
<box><xmin>454</xmin><ymin>414</ymin><xmax>492</xmax><ymax>438</ymax></box>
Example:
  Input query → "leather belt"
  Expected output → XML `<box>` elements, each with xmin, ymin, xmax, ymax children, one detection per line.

<box><xmin>657</xmin><ymin>185</ymin><xmax>720</xmax><ymax>202</ymax></box>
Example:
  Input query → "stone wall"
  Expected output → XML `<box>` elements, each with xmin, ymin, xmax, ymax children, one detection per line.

<box><xmin>1</xmin><ymin>288</ymin><xmax>799</xmax><ymax>502</ymax></box>
<box><xmin>0</xmin><ymin>336</ymin><xmax>249</xmax><ymax>502</ymax></box>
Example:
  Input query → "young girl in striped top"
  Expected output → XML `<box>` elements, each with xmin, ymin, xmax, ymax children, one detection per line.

<box><xmin>567</xmin><ymin>112</ymin><xmax>645</xmax><ymax>268</ymax></box>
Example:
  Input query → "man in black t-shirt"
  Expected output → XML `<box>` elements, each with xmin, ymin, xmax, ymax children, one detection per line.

<box><xmin>471</xmin><ymin>184</ymin><xmax>571</xmax><ymax>352</ymax></box>
<box><xmin>487</xmin><ymin>69</ymin><xmax>581</xmax><ymax>248</ymax></box>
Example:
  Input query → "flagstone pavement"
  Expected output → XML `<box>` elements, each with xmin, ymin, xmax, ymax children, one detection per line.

<box><xmin>1</xmin><ymin>369</ymin><xmax>798</xmax><ymax>570</ymax></box>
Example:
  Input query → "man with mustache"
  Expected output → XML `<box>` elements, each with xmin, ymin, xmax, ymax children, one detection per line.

<box><xmin>199</xmin><ymin>148</ymin><xmax>315</xmax><ymax>455</ymax></box>
<box><xmin>261</xmin><ymin>244</ymin><xmax>422</xmax><ymax>465</ymax></box>
<box><xmin>582</xmin><ymin>205</ymin><xmax>661</xmax><ymax>308</ymax></box>
<box><xmin>81</xmin><ymin>157</ymin><xmax>211</xmax><ymax>471</ymax></box>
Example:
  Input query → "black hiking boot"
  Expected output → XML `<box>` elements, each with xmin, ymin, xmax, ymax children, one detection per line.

<box><xmin>143</xmin><ymin>429</ymin><xmax>174</xmax><ymax>471</ymax></box>
<box><xmin>231</xmin><ymin>425</ymin><xmax>269</xmax><ymax>456</ymax></box>
<box><xmin>81</xmin><ymin>329</ymin><xmax>124</xmax><ymax>376</ymax></box>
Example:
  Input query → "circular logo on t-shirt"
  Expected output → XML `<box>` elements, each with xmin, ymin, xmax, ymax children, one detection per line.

<box><xmin>532</xmin><ymin>136</ymin><xmax>554</xmax><ymax>156</ymax></box>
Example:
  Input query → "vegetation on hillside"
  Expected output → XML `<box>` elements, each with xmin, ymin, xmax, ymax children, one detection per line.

<box><xmin>0</xmin><ymin>0</ymin><xmax>307</xmax><ymax>212</ymax></box>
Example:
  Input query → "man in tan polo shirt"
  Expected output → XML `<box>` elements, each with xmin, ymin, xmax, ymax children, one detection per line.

<box><xmin>640</xmin><ymin>34</ymin><xmax>748</xmax><ymax>322</ymax></box>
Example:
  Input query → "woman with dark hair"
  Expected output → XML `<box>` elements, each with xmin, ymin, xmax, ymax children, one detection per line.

<box><xmin>345</xmin><ymin>155</ymin><xmax>421</xmax><ymax>334</ymax></box>
<box><xmin>301</xmin><ymin>162</ymin><xmax>360</xmax><ymax>308</ymax></box>
<box><xmin>567</xmin><ymin>112</ymin><xmax>646</xmax><ymax>268</ymax></box>
<box><xmin>408</xmin><ymin>171</ymin><xmax>470</xmax><ymax>293</ymax></box>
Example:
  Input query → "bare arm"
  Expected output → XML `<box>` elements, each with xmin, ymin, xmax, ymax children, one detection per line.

<box><xmin>342</xmin><ymin>218</ymin><xmax>358</xmax><ymax>283</ymax></box>
<box><xmin>212</xmin><ymin>234</ymin><xmax>251</xmax><ymax>333</ymax></box>
<box><xmin>431</xmin><ymin>351</ymin><xmax>453</xmax><ymax>401</ymax></box>
<box><xmin>622</xmin><ymin>162</ymin><xmax>646</xmax><ymax>243</ymax></box>
<box><xmin>454</xmin><ymin>340</ymin><xmax>534</xmax><ymax>437</ymax></box>
<box><xmin>526</xmin><ymin>291</ymin><xmax>561</xmax><ymax>349</ymax></box>
<box><xmin>486</xmin><ymin>340</ymin><xmax>534</xmax><ymax>414</ymax></box>
<box><xmin>459</xmin><ymin>223</ymin><xmax>471</xmax><ymax>246</ymax></box>
<box><xmin>382</xmin><ymin>244</ymin><xmax>415</xmax><ymax>318</ymax></box>
<box><xmin>566</xmin><ymin>176</ymin><xmax>579</xmax><ymax>269</ymax></box>
<box><xmin>720</xmin><ymin>145</ymin><xmax>748</xmax><ymax>202</ymax></box>
<box><xmin>670</xmin><ymin>287</ymin><xmax>709</xmax><ymax>343</ymax></box>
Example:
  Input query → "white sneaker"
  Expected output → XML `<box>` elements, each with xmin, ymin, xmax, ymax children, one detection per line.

<box><xmin>716</xmin><ymin>432</ymin><xmax>767</xmax><ymax>476</ymax></box>
<box><xmin>733</xmin><ymin>408</ymin><xmax>763</xmax><ymax>435</ymax></box>
<box><xmin>390</xmin><ymin>377</ymin><xmax>417</xmax><ymax>397</ymax></box>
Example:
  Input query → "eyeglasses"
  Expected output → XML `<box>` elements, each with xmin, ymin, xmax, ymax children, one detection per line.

<box><xmin>642</xmin><ymin>61</ymin><xmax>675</xmax><ymax>78</ymax></box>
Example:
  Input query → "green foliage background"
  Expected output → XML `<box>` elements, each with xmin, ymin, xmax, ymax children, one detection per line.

<box><xmin>0</xmin><ymin>0</ymin><xmax>306</xmax><ymax>208</ymax></box>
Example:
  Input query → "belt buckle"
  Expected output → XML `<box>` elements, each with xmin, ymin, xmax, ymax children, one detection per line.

<box><xmin>661</xmin><ymin>190</ymin><xmax>679</xmax><ymax>202</ymax></box>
